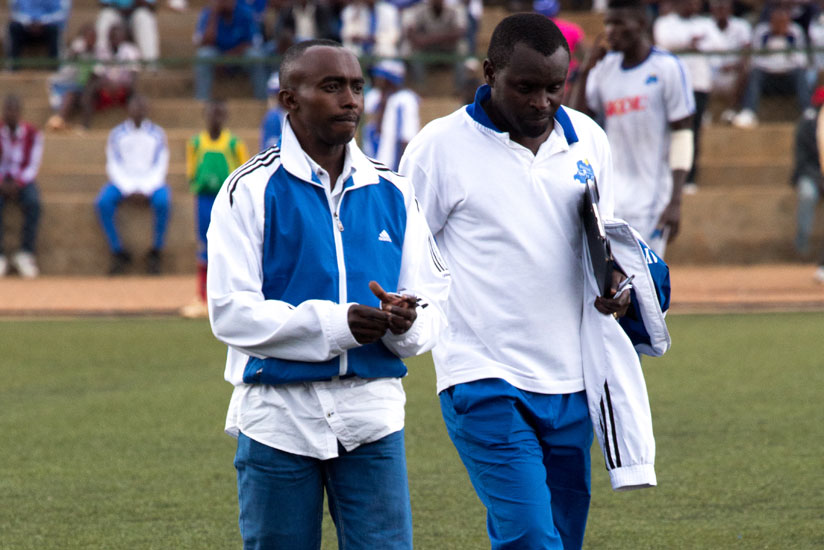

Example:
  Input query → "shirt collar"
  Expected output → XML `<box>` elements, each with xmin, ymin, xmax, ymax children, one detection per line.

<box><xmin>280</xmin><ymin>116</ymin><xmax>381</xmax><ymax>188</ymax></box>
<box><xmin>465</xmin><ymin>84</ymin><xmax>579</xmax><ymax>146</ymax></box>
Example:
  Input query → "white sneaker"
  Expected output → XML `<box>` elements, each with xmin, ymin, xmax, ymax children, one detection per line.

<box><xmin>180</xmin><ymin>297</ymin><xmax>209</xmax><ymax>319</ymax></box>
<box><xmin>814</xmin><ymin>266</ymin><xmax>824</xmax><ymax>284</ymax></box>
<box><xmin>720</xmin><ymin>109</ymin><xmax>737</xmax><ymax>124</ymax></box>
<box><xmin>168</xmin><ymin>0</ymin><xmax>187</xmax><ymax>10</ymax></box>
<box><xmin>0</xmin><ymin>255</ymin><xmax>8</xmax><ymax>277</ymax></box>
<box><xmin>732</xmin><ymin>109</ymin><xmax>758</xmax><ymax>129</ymax></box>
<box><xmin>12</xmin><ymin>251</ymin><xmax>39</xmax><ymax>279</ymax></box>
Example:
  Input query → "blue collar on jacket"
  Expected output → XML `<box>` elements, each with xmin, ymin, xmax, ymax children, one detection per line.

<box><xmin>465</xmin><ymin>84</ymin><xmax>579</xmax><ymax>145</ymax></box>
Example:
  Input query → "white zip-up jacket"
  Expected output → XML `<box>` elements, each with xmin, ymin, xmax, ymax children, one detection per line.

<box><xmin>582</xmin><ymin>220</ymin><xmax>671</xmax><ymax>491</ymax></box>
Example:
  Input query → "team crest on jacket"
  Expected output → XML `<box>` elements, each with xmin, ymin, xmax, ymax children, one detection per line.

<box><xmin>574</xmin><ymin>159</ymin><xmax>595</xmax><ymax>184</ymax></box>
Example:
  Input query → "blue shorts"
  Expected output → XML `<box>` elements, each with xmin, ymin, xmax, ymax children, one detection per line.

<box><xmin>440</xmin><ymin>378</ymin><xmax>593</xmax><ymax>550</ymax></box>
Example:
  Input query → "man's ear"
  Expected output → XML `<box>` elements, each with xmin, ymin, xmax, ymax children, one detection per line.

<box><xmin>482</xmin><ymin>58</ymin><xmax>495</xmax><ymax>87</ymax></box>
<box><xmin>278</xmin><ymin>88</ymin><xmax>298</xmax><ymax>112</ymax></box>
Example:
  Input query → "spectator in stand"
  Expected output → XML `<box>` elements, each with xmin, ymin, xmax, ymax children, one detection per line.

<box><xmin>340</xmin><ymin>0</ymin><xmax>401</xmax><ymax>58</ymax></box>
<box><xmin>260</xmin><ymin>72</ymin><xmax>286</xmax><ymax>149</ymax></box>
<box><xmin>533</xmin><ymin>0</ymin><xmax>586</xmax><ymax>92</ymax></box>
<box><xmin>7</xmin><ymin>0</ymin><xmax>70</xmax><ymax>70</ymax></box>
<box><xmin>273</xmin><ymin>0</ymin><xmax>340</xmax><ymax>50</ymax></box>
<box><xmin>0</xmin><ymin>95</ymin><xmax>42</xmax><ymax>279</ymax></box>
<box><xmin>46</xmin><ymin>23</ymin><xmax>98</xmax><ymax>132</ymax></box>
<box><xmin>403</xmin><ymin>0</ymin><xmax>467</xmax><ymax>88</ymax></box>
<box><xmin>792</xmin><ymin>86</ymin><xmax>824</xmax><ymax>282</ymax></box>
<box><xmin>96</xmin><ymin>0</ymin><xmax>159</xmax><ymax>64</ymax></box>
<box><xmin>362</xmin><ymin>60</ymin><xmax>419</xmax><ymax>171</ymax></box>
<box><xmin>181</xmin><ymin>99</ymin><xmax>249</xmax><ymax>318</ymax></box>
<box><xmin>95</xmin><ymin>95</ymin><xmax>170</xmax><ymax>275</ymax></box>
<box><xmin>703</xmin><ymin>0</ymin><xmax>752</xmax><ymax>124</ymax></box>
<box><xmin>72</xmin><ymin>23</ymin><xmax>141</xmax><ymax>130</ymax></box>
<box><xmin>194</xmin><ymin>0</ymin><xmax>268</xmax><ymax>101</ymax></box>
<box><xmin>733</xmin><ymin>3</ymin><xmax>811</xmax><ymax>128</ymax></box>
<box><xmin>654</xmin><ymin>0</ymin><xmax>715</xmax><ymax>193</ymax></box>
<box><xmin>446</xmin><ymin>0</ymin><xmax>483</xmax><ymax>57</ymax></box>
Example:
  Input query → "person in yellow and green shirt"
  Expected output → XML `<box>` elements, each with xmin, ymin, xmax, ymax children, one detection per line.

<box><xmin>181</xmin><ymin>99</ymin><xmax>249</xmax><ymax>318</ymax></box>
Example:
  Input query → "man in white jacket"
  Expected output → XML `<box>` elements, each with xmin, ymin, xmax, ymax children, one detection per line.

<box><xmin>207</xmin><ymin>40</ymin><xmax>450</xmax><ymax>550</ymax></box>
<box><xmin>400</xmin><ymin>13</ymin><xmax>635</xmax><ymax>550</ymax></box>
<box><xmin>95</xmin><ymin>95</ymin><xmax>170</xmax><ymax>275</ymax></box>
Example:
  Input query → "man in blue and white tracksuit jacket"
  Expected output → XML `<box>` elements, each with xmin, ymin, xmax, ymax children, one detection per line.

<box><xmin>206</xmin><ymin>38</ymin><xmax>449</xmax><ymax>550</ymax></box>
<box><xmin>400</xmin><ymin>13</ymin><xmax>669</xmax><ymax>550</ymax></box>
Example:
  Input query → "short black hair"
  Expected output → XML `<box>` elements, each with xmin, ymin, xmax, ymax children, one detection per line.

<box><xmin>487</xmin><ymin>13</ymin><xmax>569</xmax><ymax>70</ymax></box>
<box><xmin>280</xmin><ymin>39</ymin><xmax>348</xmax><ymax>89</ymax></box>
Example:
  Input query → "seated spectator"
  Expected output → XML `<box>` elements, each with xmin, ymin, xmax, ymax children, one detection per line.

<box><xmin>181</xmin><ymin>99</ymin><xmax>249</xmax><ymax>318</ymax></box>
<box><xmin>95</xmin><ymin>95</ymin><xmax>170</xmax><ymax>275</ymax></box>
<box><xmin>273</xmin><ymin>0</ymin><xmax>340</xmax><ymax>50</ymax></box>
<box><xmin>361</xmin><ymin>60</ymin><xmax>419</xmax><ymax>171</ymax></box>
<box><xmin>447</xmin><ymin>0</ymin><xmax>482</xmax><ymax>57</ymax></box>
<box><xmin>7</xmin><ymin>0</ymin><xmax>69</xmax><ymax>70</ymax></box>
<box><xmin>45</xmin><ymin>23</ymin><xmax>99</xmax><ymax>132</ymax></box>
<box><xmin>0</xmin><ymin>95</ymin><xmax>42</xmax><ymax>278</ymax></box>
<box><xmin>260</xmin><ymin>72</ymin><xmax>286</xmax><ymax>149</ymax></box>
<box><xmin>703</xmin><ymin>0</ymin><xmax>752</xmax><ymax>124</ymax></box>
<box><xmin>96</xmin><ymin>0</ymin><xmax>160</xmax><ymax>64</ymax></box>
<box><xmin>654</xmin><ymin>0</ymin><xmax>715</xmax><ymax>192</ymax></box>
<box><xmin>403</xmin><ymin>0</ymin><xmax>467</xmax><ymax>88</ymax></box>
<box><xmin>194</xmin><ymin>0</ymin><xmax>267</xmax><ymax>100</ymax></box>
<box><xmin>791</xmin><ymin>86</ymin><xmax>824</xmax><ymax>282</ymax></box>
<box><xmin>734</xmin><ymin>4</ymin><xmax>811</xmax><ymax>128</ymax></box>
<box><xmin>340</xmin><ymin>0</ymin><xmax>401</xmax><ymax>58</ymax></box>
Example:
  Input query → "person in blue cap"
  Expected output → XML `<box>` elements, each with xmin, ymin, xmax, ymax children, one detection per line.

<box><xmin>362</xmin><ymin>60</ymin><xmax>420</xmax><ymax>171</ymax></box>
<box><xmin>260</xmin><ymin>71</ymin><xmax>286</xmax><ymax>150</ymax></box>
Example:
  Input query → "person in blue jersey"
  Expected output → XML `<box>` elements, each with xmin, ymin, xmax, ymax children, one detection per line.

<box><xmin>206</xmin><ymin>39</ymin><xmax>450</xmax><ymax>550</ymax></box>
<box><xmin>401</xmin><ymin>13</ymin><xmax>668</xmax><ymax>550</ymax></box>
<box><xmin>259</xmin><ymin>71</ymin><xmax>286</xmax><ymax>150</ymax></box>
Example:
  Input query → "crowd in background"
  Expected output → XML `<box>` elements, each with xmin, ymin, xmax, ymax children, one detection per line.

<box><xmin>4</xmin><ymin>0</ymin><xmax>824</xmax><ymax>285</ymax></box>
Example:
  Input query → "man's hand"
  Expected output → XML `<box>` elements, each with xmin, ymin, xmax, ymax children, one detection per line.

<box><xmin>347</xmin><ymin>304</ymin><xmax>390</xmax><ymax>344</ymax></box>
<box><xmin>0</xmin><ymin>177</ymin><xmax>18</xmax><ymax>200</ymax></box>
<box><xmin>369</xmin><ymin>281</ymin><xmax>418</xmax><ymax>335</ymax></box>
<box><xmin>655</xmin><ymin>199</ymin><xmax>681</xmax><ymax>242</ymax></box>
<box><xmin>594</xmin><ymin>269</ymin><xmax>632</xmax><ymax>318</ymax></box>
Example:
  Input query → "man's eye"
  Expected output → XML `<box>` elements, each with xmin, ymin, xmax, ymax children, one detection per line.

<box><xmin>352</xmin><ymin>84</ymin><xmax>364</xmax><ymax>94</ymax></box>
<box><xmin>323</xmin><ymin>83</ymin><xmax>339</xmax><ymax>92</ymax></box>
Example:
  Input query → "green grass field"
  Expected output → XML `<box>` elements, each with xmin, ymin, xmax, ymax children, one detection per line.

<box><xmin>1</xmin><ymin>313</ymin><xmax>822</xmax><ymax>549</ymax></box>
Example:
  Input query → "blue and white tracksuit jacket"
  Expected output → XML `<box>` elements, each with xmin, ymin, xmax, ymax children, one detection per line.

<box><xmin>582</xmin><ymin>220</ymin><xmax>671</xmax><ymax>491</ymax></box>
<box><xmin>207</xmin><ymin>121</ymin><xmax>450</xmax><ymax>390</ymax></box>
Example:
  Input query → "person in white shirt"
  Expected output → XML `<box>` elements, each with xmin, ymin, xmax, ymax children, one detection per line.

<box><xmin>340</xmin><ymin>0</ymin><xmax>401</xmax><ymax>58</ymax></box>
<box><xmin>703</xmin><ymin>0</ymin><xmax>752</xmax><ymax>123</ymax></box>
<box><xmin>95</xmin><ymin>95</ymin><xmax>170</xmax><ymax>275</ymax></box>
<box><xmin>207</xmin><ymin>39</ymin><xmax>450</xmax><ymax>550</ymax></box>
<box><xmin>653</xmin><ymin>0</ymin><xmax>713</xmax><ymax>192</ymax></box>
<box><xmin>734</xmin><ymin>3</ymin><xmax>811</xmax><ymax>128</ymax></box>
<box><xmin>362</xmin><ymin>59</ymin><xmax>420</xmax><ymax>171</ymax></box>
<box><xmin>571</xmin><ymin>0</ymin><xmax>695</xmax><ymax>258</ymax></box>
<box><xmin>401</xmin><ymin>14</ymin><xmax>639</xmax><ymax>550</ymax></box>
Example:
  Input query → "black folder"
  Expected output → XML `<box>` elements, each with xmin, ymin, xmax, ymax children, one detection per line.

<box><xmin>582</xmin><ymin>177</ymin><xmax>614</xmax><ymax>297</ymax></box>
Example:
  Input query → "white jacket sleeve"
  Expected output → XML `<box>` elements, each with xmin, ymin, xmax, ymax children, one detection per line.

<box><xmin>106</xmin><ymin>130</ymin><xmax>138</xmax><ymax>194</ymax></box>
<box><xmin>382</xmin><ymin>195</ymin><xmax>450</xmax><ymax>358</ymax></box>
<box><xmin>139</xmin><ymin>129</ymin><xmax>169</xmax><ymax>195</ymax></box>
<box><xmin>207</xmin><ymin>171</ymin><xmax>361</xmax><ymax>362</ymax></box>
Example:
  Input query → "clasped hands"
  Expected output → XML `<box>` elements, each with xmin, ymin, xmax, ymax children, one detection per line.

<box><xmin>347</xmin><ymin>281</ymin><xmax>418</xmax><ymax>344</ymax></box>
<box><xmin>594</xmin><ymin>269</ymin><xmax>632</xmax><ymax>319</ymax></box>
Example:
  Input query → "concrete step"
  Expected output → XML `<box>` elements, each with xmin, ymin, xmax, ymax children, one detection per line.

<box><xmin>1</xmin><ymin>191</ymin><xmax>199</xmax><ymax>275</ymax></box>
<box><xmin>700</xmin><ymin>123</ymin><xmax>794</xmax><ymax>161</ymax></box>
<box><xmin>697</xmin><ymin>158</ymin><xmax>791</xmax><ymax>188</ymax></box>
<box><xmin>666</xmin><ymin>185</ymin><xmax>818</xmax><ymax>264</ymax></box>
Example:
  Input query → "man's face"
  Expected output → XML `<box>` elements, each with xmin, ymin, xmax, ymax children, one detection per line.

<box><xmin>284</xmin><ymin>46</ymin><xmax>365</xmax><ymax>147</ymax></box>
<box><xmin>3</xmin><ymin>99</ymin><xmax>20</xmax><ymax>128</ymax></box>
<box><xmin>206</xmin><ymin>103</ymin><xmax>227</xmax><ymax>132</ymax></box>
<box><xmin>128</xmin><ymin>97</ymin><xmax>148</xmax><ymax>123</ymax></box>
<box><xmin>710</xmin><ymin>0</ymin><xmax>732</xmax><ymax>21</ymax></box>
<box><xmin>604</xmin><ymin>8</ymin><xmax>645</xmax><ymax>54</ymax></box>
<box><xmin>486</xmin><ymin>43</ymin><xmax>569</xmax><ymax>139</ymax></box>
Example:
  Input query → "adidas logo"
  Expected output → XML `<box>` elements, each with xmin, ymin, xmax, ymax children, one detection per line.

<box><xmin>378</xmin><ymin>230</ymin><xmax>392</xmax><ymax>243</ymax></box>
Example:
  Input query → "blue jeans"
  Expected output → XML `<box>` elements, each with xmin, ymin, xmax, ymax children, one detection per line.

<box><xmin>195</xmin><ymin>193</ymin><xmax>216</xmax><ymax>264</ymax></box>
<box><xmin>741</xmin><ymin>67</ymin><xmax>811</xmax><ymax>113</ymax></box>
<box><xmin>234</xmin><ymin>430</ymin><xmax>413</xmax><ymax>550</ymax></box>
<box><xmin>95</xmin><ymin>183</ymin><xmax>171</xmax><ymax>253</ymax></box>
<box><xmin>195</xmin><ymin>46</ymin><xmax>267</xmax><ymax>101</ymax></box>
<box><xmin>440</xmin><ymin>379</ymin><xmax>593</xmax><ymax>550</ymax></box>
<box><xmin>0</xmin><ymin>182</ymin><xmax>40</xmax><ymax>254</ymax></box>
<box><xmin>796</xmin><ymin>174</ymin><xmax>820</xmax><ymax>255</ymax></box>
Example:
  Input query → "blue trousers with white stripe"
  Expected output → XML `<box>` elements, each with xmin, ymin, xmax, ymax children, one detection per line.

<box><xmin>440</xmin><ymin>378</ymin><xmax>593</xmax><ymax>550</ymax></box>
